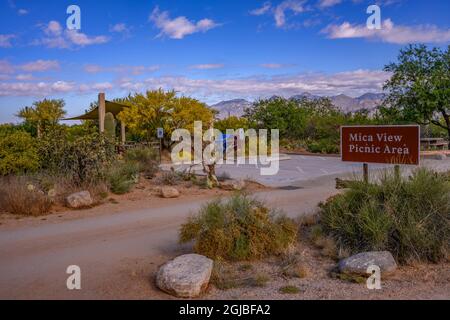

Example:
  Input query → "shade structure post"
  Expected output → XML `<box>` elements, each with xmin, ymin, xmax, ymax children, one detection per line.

<box><xmin>98</xmin><ymin>93</ymin><xmax>106</xmax><ymax>133</ymax></box>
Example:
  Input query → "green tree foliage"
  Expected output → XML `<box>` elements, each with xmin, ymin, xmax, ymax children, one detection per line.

<box><xmin>0</xmin><ymin>131</ymin><xmax>39</xmax><ymax>175</ymax></box>
<box><xmin>117</xmin><ymin>89</ymin><xmax>213</xmax><ymax>145</ymax></box>
<box><xmin>245</xmin><ymin>97</ymin><xmax>378</xmax><ymax>153</ymax></box>
<box><xmin>214</xmin><ymin>116</ymin><xmax>249</xmax><ymax>132</ymax></box>
<box><xmin>17</xmin><ymin>99</ymin><xmax>67</xmax><ymax>137</ymax></box>
<box><xmin>382</xmin><ymin>44</ymin><xmax>450</xmax><ymax>145</ymax></box>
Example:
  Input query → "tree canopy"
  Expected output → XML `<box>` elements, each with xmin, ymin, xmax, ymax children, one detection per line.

<box><xmin>117</xmin><ymin>89</ymin><xmax>213</xmax><ymax>142</ymax></box>
<box><xmin>382</xmin><ymin>44</ymin><xmax>450</xmax><ymax>142</ymax></box>
<box><xmin>17</xmin><ymin>99</ymin><xmax>66</xmax><ymax>137</ymax></box>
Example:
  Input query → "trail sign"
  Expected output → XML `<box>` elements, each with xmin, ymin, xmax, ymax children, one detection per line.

<box><xmin>157</xmin><ymin>128</ymin><xmax>164</xmax><ymax>139</ymax></box>
<box><xmin>341</xmin><ymin>125</ymin><xmax>420</xmax><ymax>165</ymax></box>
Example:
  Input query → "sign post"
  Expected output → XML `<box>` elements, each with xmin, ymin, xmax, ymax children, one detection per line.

<box><xmin>341</xmin><ymin>125</ymin><xmax>420</xmax><ymax>183</ymax></box>
<box><xmin>157</xmin><ymin>128</ymin><xmax>164</xmax><ymax>164</ymax></box>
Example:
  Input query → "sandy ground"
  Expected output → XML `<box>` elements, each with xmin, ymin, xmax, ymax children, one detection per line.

<box><xmin>0</xmin><ymin>174</ymin><xmax>448</xmax><ymax>300</ymax></box>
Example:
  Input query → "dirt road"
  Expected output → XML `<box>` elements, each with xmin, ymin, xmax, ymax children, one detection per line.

<box><xmin>0</xmin><ymin>184</ymin><xmax>336</xmax><ymax>300</ymax></box>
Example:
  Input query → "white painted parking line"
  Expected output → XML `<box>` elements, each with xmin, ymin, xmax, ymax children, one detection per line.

<box><xmin>296</xmin><ymin>166</ymin><xmax>305</xmax><ymax>173</ymax></box>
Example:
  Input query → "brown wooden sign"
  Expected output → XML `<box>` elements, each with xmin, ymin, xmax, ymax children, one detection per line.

<box><xmin>341</xmin><ymin>125</ymin><xmax>420</xmax><ymax>165</ymax></box>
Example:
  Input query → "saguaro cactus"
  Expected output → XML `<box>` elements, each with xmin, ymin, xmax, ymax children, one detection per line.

<box><xmin>104</xmin><ymin>112</ymin><xmax>116</xmax><ymax>141</ymax></box>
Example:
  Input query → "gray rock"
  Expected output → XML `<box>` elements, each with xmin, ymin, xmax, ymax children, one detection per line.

<box><xmin>432</xmin><ymin>153</ymin><xmax>447</xmax><ymax>160</ymax></box>
<box><xmin>66</xmin><ymin>191</ymin><xmax>93</xmax><ymax>209</ymax></box>
<box><xmin>338</xmin><ymin>251</ymin><xmax>397</xmax><ymax>276</ymax></box>
<box><xmin>232</xmin><ymin>180</ymin><xmax>246</xmax><ymax>191</ymax></box>
<box><xmin>161</xmin><ymin>187</ymin><xmax>180</xmax><ymax>198</ymax></box>
<box><xmin>156</xmin><ymin>254</ymin><xmax>213</xmax><ymax>298</ymax></box>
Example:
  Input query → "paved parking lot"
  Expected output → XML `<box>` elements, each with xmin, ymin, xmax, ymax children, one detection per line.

<box><xmin>169</xmin><ymin>154</ymin><xmax>450</xmax><ymax>187</ymax></box>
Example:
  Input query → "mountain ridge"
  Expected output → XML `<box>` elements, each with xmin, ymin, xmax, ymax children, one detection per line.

<box><xmin>210</xmin><ymin>92</ymin><xmax>385</xmax><ymax>119</ymax></box>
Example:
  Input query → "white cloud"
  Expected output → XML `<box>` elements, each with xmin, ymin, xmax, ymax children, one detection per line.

<box><xmin>83</xmin><ymin>64</ymin><xmax>160</xmax><ymax>75</ymax></box>
<box><xmin>0</xmin><ymin>81</ymin><xmax>114</xmax><ymax>97</ymax></box>
<box><xmin>0</xmin><ymin>60</ymin><xmax>15</xmax><ymax>74</ymax></box>
<box><xmin>110</xmin><ymin>23</ymin><xmax>128</xmax><ymax>33</ymax></box>
<box><xmin>260</xmin><ymin>63</ymin><xmax>293</xmax><ymax>69</ymax></box>
<box><xmin>35</xmin><ymin>21</ymin><xmax>110</xmax><ymax>49</ymax></box>
<box><xmin>65</xmin><ymin>30</ymin><xmax>109</xmax><ymax>46</ymax></box>
<box><xmin>250</xmin><ymin>2</ymin><xmax>272</xmax><ymax>16</ymax></box>
<box><xmin>250</xmin><ymin>0</ymin><xmax>307</xmax><ymax>28</ymax></box>
<box><xmin>149</xmin><ymin>6</ymin><xmax>219</xmax><ymax>39</ymax></box>
<box><xmin>318</xmin><ymin>0</ymin><xmax>342</xmax><ymax>8</ymax></box>
<box><xmin>109</xmin><ymin>23</ymin><xmax>132</xmax><ymax>37</ymax></box>
<box><xmin>116</xmin><ymin>69</ymin><xmax>390</xmax><ymax>102</ymax></box>
<box><xmin>15</xmin><ymin>74</ymin><xmax>34</xmax><ymax>81</ymax></box>
<box><xmin>189</xmin><ymin>64</ymin><xmax>224</xmax><ymax>70</ymax></box>
<box><xmin>0</xmin><ymin>34</ymin><xmax>15</xmax><ymax>48</ymax></box>
<box><xmin>79</xmin><ymin>82</ymin><xmax>113</xmax><ymax>92</ymax></box>
<box><xmin>18</xmin><ymin>8</ymin><xmax>28</xmax><ymax>15</ymax></box>
<box><xmin>323</xmin><ymin>19</ymin><xmax>450</xmax><ymax>44</ymax></box>
<box><xmin>45</xmin><ymin>21</ymin><xmax>63</xmax><ymax>36</ymax></box>
<box><xmin>19</xmin><ymin>60</ymin><xmax>60</xmax><ymax>72</ymax></box>
<box><xmin>274</xmin><ymin>0</ymin><xmax>307</xmax><ymax>27</ymax></box>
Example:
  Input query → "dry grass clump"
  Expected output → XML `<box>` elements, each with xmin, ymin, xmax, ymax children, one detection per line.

<box><xmin>279</xmin><ymin>285</ymin><xmax>300</xmax><ymax>294</ymax></box>
<box><xmin>210</xmin><ymin>259</ymin><xmax>271</xmax><ymax>290</ymax></box>
<box><xmin>279</xmin><ymin>252</ymin><xmax>310</xmax><ymax>279</ymax></box>
<box><xmin>0</xmin><ymin>176</ymin><xmax>52</xmax><ymax>216</ymax></box>
<box><xmin>180</xmin><ymin>194</ymin><xmax>297</xmax><ymax>261</ymax></box>
<box><xmin>319</xmin><ymin>168</ymin><xmax>450</xmax><ymax>264</ymax></box>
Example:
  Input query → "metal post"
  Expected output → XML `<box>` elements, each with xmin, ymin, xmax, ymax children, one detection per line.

<box><xmin>363</xmin><ymin>163</ymin><xmax>369</xmax><ymax>184</ymax></box>
<box><xmin>159</xmin><ymin>138</ymin><xmax>162</xmax><ymax>164</ymax></box>
<box><xmin>394</xmin><ymin>165</ymin><xmax>401</xmax><ymax>180</ymax></box>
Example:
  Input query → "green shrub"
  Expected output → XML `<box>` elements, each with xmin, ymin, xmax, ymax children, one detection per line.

<box><xmin>107</xmin><ymin>161</ymin><xmax>140</xmax><ymax>194</ymax></box>
<box><xmin>0</xmin><ymin>176</ymin><xmax>52</xmax><ymax>216</ymax></box>
<box><xmin>125</xmin><ymin>147</ymin><xmax>159</xmax><ymax>178</ymax></box>
<box><xmin>179</xmin><ymin>194</ymin><xmax>298</xmax><ymax>261</ymax></box>
<box><xmin>38</xmin><ymin>130</ymin><xmax>116</xmax><ymax>185</ymax></box>
<box><xmin>307</xmin><ymin>138</ymin><xmax>339</xmax><ymax>154</ymax></box>
<box><xmin>319</xmin><ymin>168</ymin><xmax>450</xmax><ymax>263</ymax></box>
<box><xmin>0</xmin><ymin>131</ymin><xmax>39</xmax><ymax>175</ymax></box>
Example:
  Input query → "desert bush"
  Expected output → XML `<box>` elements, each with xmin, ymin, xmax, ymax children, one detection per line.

<box><xmin>306</xmin><ymin>138</ymin><xmax>339</xmax><ymax>154</ymax></box>
<box><xmin>158</xmin><ymin>169</ymin><xmax>182</xmax><ymax>186</ymax></box>
<box><xmin>0</xmin><ymin>176</ymin><xmax>52</xmax><ymax>216</ymax></box>
<box><xmin>106</xmin><ymin>161</ymin><xmax>140</xmax><ymax>195</ymax></box>
<box><xmin>179</xmin><ymin>194</ymin><xmax>297</xmax><ymax>261</ymax></box>
<box><xmin>0</xmin><ymin>131</ymin><xmax>39</xmax><ymax>175</ymax></box>
<box><xmin>125</xmin><ymin>147</ymin><xmax>159</xmax><ymax>178</ymax></box>
<box><xmin>319</xmin><ymin>168</ymin><xmax>450</xmax><ymax>263</ymax></box>
<box><xmin>38</xmin><ymin>130</ymin><xmax>116</xmax><ymax>185</ymax></box>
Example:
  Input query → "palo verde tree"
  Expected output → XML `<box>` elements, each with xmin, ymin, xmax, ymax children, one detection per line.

<box><xmin>382</xmin><ymin>44</ymin><xmax>450</xmax><ymax>146</ymax></box>
<box><xmin>17</xmin><ymin>99</ymin><xmax>67</xmax><ymax>138</ymax></box>
<box><xmin>117</xmin><ymin>89</ymin><xmax>213</xmax><ymax>146</ymax></box>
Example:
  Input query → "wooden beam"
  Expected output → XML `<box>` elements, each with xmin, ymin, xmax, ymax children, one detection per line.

<box><xmin>98</xmin><ymin>93</ymin><xmax>106</xmax><ymax>133</ymax></box>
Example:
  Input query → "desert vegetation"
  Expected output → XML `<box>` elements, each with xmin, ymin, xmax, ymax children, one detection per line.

<box><xmin>317</xmin><ymin>168</ymin><xmax>449</xmax><ymax>264</ymax></box>
<box><xmin>179</xmin><ymin>194</ymin><xmax>298</xmax><ymax>261</ymax></box>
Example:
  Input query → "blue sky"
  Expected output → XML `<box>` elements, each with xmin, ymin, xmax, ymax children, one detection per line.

<box><xmin>0</xmin><ymin>0</ymin><xmax>449</xmax><ymax>122</ymax></box>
